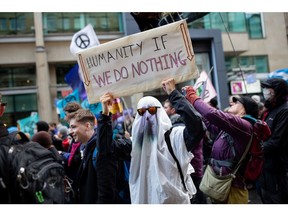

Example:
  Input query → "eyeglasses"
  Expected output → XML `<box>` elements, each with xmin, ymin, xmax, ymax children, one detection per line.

<box><xmin>137</xmin><ymin>106</ymin><xmax>160</xmax><ymax>116</ymax></box>
<box><xmin>0</xmin><ymin>102</ymin><xmax>7</xmax><ymax>107</ymax></box>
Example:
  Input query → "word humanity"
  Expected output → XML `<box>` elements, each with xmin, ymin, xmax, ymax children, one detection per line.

<box><xmin>85</xmin><ymin>42</ymin><xmax>143</xmax><ymax>69</ymax></box>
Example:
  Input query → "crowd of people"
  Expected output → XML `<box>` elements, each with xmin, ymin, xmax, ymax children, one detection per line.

<box><xmin>0</xmin><ymin>77</ymin><xmax>287</xmax><ymax>204</ymax></box>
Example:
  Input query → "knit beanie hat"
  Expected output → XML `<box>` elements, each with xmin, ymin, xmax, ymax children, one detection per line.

<box><xmin>32</xmin><ymin>131</ymin><xmax>53</xmax><ymax>148</ymax></box>
<box><xmin>232</xmin><ymin>96</ymin><xmax>258</xmax><ymax>119</ymax></box>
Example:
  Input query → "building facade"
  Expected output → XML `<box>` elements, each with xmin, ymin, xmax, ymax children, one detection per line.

<box><xmin>1</xmin><ymin>12</ymin><xmax>287</xmax><ymax>128</ymax></box>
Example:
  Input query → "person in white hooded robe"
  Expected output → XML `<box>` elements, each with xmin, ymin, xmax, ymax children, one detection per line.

<box><xmin>129</xmin><ymin>78</ymin><xmax>205</xmax><ymax>204</ymax></box>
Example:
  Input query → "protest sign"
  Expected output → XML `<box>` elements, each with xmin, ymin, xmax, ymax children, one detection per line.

<box><xmin>77</xmin><ymin>19</ymin><xmax>198</xmax><ymax>104</ymax></box>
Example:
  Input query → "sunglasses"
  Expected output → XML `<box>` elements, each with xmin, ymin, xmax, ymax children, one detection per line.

<box><xmin>0</xmin><ymin>102</ymin><xmax>7</xmax><ymax>107</ymax></box>
<box><xmin>137</xmin><ymin>106</ymin><xmax>160</xmax><ymax>116</ymax></box>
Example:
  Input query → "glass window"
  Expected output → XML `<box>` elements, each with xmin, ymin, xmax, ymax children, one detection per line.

<box><xmin>0</xmin><ymin>68</ymin><xmax>12</xmax><ymax>88</ymax></box>
<box><xmin>55</xmin><ymin>64</ymin><xmax>75</xmax><ymax>85</ymax></box>
<box><xmin>0</xmin><ymin>18</ymin><xmax>7</xmax><ymax>30</ymax></box>
<box><xmin>190</xmin><ymin>12</ymin><xmax>263</xmax><ymax>38</ymax></box>
<box><xmin>0</xmin><ymin>13</ymin><xmax>33</xmax><ymax>35</ymax></box>
<box><xmin>0</xmin><ymin>66</ymin><xmax>36</xmax><ymax>88</ymax></box>
<box><xmin>209</xmin><ymin>12</ymin><xmax>226</xmax><ymax>31</ymax></box>
<box><xmin>43</xmin><ymin>12</ymin><xmax>124</xmax><ymax>34</ymax></box>
<box><xmin>43</xmin><ymin>13</ymin><xmax>60</xmax><ymax>33</ymax></box>
<box><xmin>246</xmin><ymin>13</ymin><xmax>263</xmax><ymax>39</ymax></box>
<box><xmin>1</xmin><ymin>94</ymin><xmax>37</xmax><ymax>127</ymax></box>
<box><xmin>228</xmin><ymin>13</ymin><xmax>246</xmax><ymax>32</ymax></box>
<box><xmin>15</xmin><ymin>94</ymin><xmax>38</xmax><ymax>112</ymax></box>
<box><xmin>9</xmin><ymin>17</ymin><xmax>16</xmax><ymax>31</ymax></box>
<box><xmin>254</xmin><ymin>56</ymin><xmax>268</xmax><ymax>72</ymax></box>
<box><xmin>195</xmin><ymin>53</ymin><xmax>211</xmax><ymax>73</ymax></box>
<box><xmin>74</xmin><ymin>17</ymin><xmax>81</xmax><ymax>30</ymax></box>
<box><xmin>63</xmin><ymin>17</ymin><xmax>70</xmax><ymax>30</ymax></box>
<box><xmin>225</xmin><ymin>55</ymin><xmax>268</xmax><ymax>73</ymax></box>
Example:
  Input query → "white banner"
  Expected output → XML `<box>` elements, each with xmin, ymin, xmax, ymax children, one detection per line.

<box><xmin>70</xmin><ymin>24</ymin><xmax>100</xmax><ymax>57</ymax></box>
<box><xmin>76</xmin><ymin>20</ymin><xmax>198</xmax><ymax>104</ymax></box>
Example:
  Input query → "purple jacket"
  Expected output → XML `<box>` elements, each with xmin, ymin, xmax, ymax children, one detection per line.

<box><xmin>194</xmin><ymin>99</ymin><xmax>253</xmax><ymax>189</ymax></box>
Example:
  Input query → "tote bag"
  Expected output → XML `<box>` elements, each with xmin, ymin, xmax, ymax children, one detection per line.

<box><xmin>199</xmin><ymin>165</ymin><xmax>234</xmax><ymax>202</ymax></box>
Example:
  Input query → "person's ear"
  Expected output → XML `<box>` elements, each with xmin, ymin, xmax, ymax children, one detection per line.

<box><xmin>171</xmin><ymin>107</ymin><xmax>176</xmax><ymax>114</ymax></box>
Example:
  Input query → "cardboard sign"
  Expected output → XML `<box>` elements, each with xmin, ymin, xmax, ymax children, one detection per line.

<box><xmin>77</xmin><ymin>19</ymin><xmax>198</xmax><ymax>104</ymax></box>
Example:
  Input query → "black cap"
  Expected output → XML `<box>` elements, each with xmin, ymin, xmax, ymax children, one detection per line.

<box><xmin>232</xmin><ymin>96</ymin><xmax>258</xmax><ymax>118</ymax></box>
<box><xmin>261</xmin><ymin>78</ymin><xmax>288</xmax><ymax>99</ymax></box>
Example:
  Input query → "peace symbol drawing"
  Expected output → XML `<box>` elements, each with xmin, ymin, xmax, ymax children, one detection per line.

<box><xmin>75</xmin><ymin>34</ymin><xmax>90</xmax><ymax>49</ymax></box>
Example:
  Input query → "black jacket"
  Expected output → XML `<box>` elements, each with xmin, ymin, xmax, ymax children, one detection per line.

<box><xmin>76</xmin><ymin>113</ymin><xmax>132</xmax><ymax>204</ymax></box>
<box><xmin>77</xmin><ymin>128</ymin><xmax>117</xmax><ymax>203</ymax></box>
<box><xmin>259</xmin><ymin>101</ymin><xmax>288</xmax><ymax>203</ymax></box>
<box><xmin>169</xmin><ymin>89</ymin><xmax>205</xmax><ymax>151</ymax></box>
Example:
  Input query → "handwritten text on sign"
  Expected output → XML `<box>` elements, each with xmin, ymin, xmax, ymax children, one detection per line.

<box><xmin>77</xmin><ymin>19</ymin><xmax>198</xmax><ymax>104</ymax></box>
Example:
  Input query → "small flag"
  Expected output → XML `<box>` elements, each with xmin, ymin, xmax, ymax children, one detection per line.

<box><xmin>17</xmin><ymin>113</ymin><xmax>39</xmax><ymax>137</ymax></box>
<box><xmin>110</xmin><ymin>98</ymin><xmax>123</xmax><ymax>115</ymax></box>
<box><xmin>194</xmin><ymin>70</ymin><xmax>217</xmax><ymax>103</ymax></box>
<box><xmin>81</xmin><ymin>98</ymin><xmax>102</xmax><ymax>119</ymax></box>
<box><xmin>65</xmin><ymin>64</ymin><xmax>87</xmax><ymax>100</ymax></box>
<box><xmin>70</xmin><ymin>24</ymin><xmax>100</xmax><ymax>57</ymax></box>
<box><xmin>269</xmin><ymin>68</ymin><xmax>288</xmax><ymax>83</ymax></box>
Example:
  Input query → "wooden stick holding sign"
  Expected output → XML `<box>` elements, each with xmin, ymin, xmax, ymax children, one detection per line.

<box><xmin>76</xmin><ymin>19</ymin><xmax>198</xmax><ymax>104</ymax></box>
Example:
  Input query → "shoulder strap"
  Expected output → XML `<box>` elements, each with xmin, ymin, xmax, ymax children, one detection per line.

<box><xmin>164</xmin><ymin>127</ymin><xmax>187</xmax><ymax>191</ymax></box>
<box><xmin>232</xmin><ymin>131</ymin><xmax>254</xmax><ymax>175</ymax></box>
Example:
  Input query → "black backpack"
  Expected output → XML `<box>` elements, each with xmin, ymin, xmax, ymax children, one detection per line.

<box><xmin>0</xmin><ymin>131</ymin><xmax>65</xmax><ymax>204</ymax></box>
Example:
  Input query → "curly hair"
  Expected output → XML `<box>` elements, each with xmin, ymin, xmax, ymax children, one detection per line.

<box><xmin>64</xmin><ymin>102</ymin><xmax>82</xmax><ymax>113</ymax></box>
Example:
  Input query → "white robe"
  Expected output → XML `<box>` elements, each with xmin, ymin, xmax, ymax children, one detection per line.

<box><xmin>129</xmin><ymin>96</ymin><xmax>196</xmax><ymax>204</ymax></box>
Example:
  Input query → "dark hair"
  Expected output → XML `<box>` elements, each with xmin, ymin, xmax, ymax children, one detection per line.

<box><xmin>64</xmin><ymin>102</ymin><xmax>82</xmax><ymax>113</ymax></box>
<box><xmin>36</xmin><ymin>121</ymin><xmax>49</xmax><ymax>132</ymax></box>
<box><xmin>209</xmin><ymin>97</ymin><xmax>218</xmax><ymax>109</ymax></box>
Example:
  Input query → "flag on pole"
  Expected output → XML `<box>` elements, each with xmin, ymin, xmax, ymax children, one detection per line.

<box><xmin>110</xmin><ymin>98</ymin><xmax>123</xmax><ymax>114</ymax></box>
<box><xmin>17</xmin><ymin>112</ymin><xmax>39</xmax><ymax>137</ymax></box>
<box><xmin>65</xmin><ymin>64</ymin><xmax>87</xmax><ymax>100</ymax></box>
<box><xmin>194</xmin><ymin>70</ymin><xmax>217</xmax><ymax>103</ymax></box>
<box><xmin>70</xmin><ymin>24</ymin><xmax>100</xmax><ymax>57</ymax></box>
<box><xmin>268</xmin><ymin>68</ymin><xmax>288</xmax><ymax>83</ymax></box>
<box><xmin>81</xmin><ymin>98</ymin><xmax>102</xmax><ymax>119</ymax></box>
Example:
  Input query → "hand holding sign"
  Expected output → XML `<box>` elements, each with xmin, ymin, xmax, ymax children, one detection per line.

<box><xmin>100</xmin><ymin>92</ymin><xmax>114</xmax><ymax>116</ymax></box>
<box><xmin>162</xmin><ymin>78</ymin><xmax>176</xmax><ymax>95</ymax></box>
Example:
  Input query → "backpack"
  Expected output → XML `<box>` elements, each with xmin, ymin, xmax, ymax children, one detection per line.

<box><xmin>209</xmin><ymin>115</ymin><xmax>271</xmax><ymax>182</ymax></box>
<box><xmin>0</xmin><ymin>131</ymin><xmax>66</xmax><ymax>204</ymax></box>
<box><xmin>242</xmin><ymin>116</ymin><xmax>271</xmax><ymax>182</ymax></box>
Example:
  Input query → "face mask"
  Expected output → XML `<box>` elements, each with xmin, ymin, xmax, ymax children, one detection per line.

<box><xmin>263</xmin><ymin>88</ymin><xmax>274</xmax><ymax>101</ymax></box>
